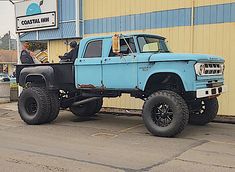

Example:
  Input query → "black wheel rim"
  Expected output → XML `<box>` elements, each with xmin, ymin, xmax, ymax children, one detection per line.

<box><xmin>25</xmin><ymin>97</ymin><xmax>38</xmax><ymax>116</ymax></box>
<box><xmin>151</xmin><ymin>103</ymin><xmax>173</xmax><ymax>127</ymax></box>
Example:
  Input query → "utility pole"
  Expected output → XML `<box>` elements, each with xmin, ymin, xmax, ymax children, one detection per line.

<box><xmin>8</xmin><ymin>0</ymin><xmax>23</xmax><ymax>94</ymax></box>
<box><xmin>8</xmin><ymin>31</ymin><xmax>11</xmax><ymax>50</ymax></box>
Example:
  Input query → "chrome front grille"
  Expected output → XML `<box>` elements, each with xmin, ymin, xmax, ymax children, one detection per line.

<box><xmin>195</xmin><ymin>63</ymin><xmax>224</xmax><ymax>76</ymax></box>
<box><xmin>204</xmin><ymin>63</ymin><xmax>223</xmax><ymax>75</ymax></box>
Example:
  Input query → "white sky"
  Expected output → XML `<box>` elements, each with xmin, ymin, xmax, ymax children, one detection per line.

<box><xmin>0</xmin><ymin>1</ymin><xmax>16</xmax><ymax>38</ymax></box>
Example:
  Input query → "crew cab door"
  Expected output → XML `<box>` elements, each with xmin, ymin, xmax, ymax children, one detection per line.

<box><xmin>75</xmin><ymin>40</ymin><xmax>103</xmax><ymax>88</ymax></box>
<box><xmin>102</xmin><ymin>37</ymin><xmax>138</xmax><ymax>89</ymax></box>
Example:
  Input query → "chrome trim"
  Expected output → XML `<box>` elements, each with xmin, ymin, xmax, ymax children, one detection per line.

<box><xmin>196</xmin><ymin>85</ymin><xmax>227</xmax><ymax>98</ymax></box>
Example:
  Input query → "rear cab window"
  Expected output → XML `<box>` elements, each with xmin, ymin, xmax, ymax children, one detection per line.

<box><xmin>84</xmin><ymin>40</ymin><xmax>102</xmax><ymax>58</ymax></box>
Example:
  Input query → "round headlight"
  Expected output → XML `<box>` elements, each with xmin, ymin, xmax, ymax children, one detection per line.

<box><xmin>195</xmin><ymin>63</ymin><xmax>204</xmax><ymax>75</ymax></box>
<box><xmin>199</xmin><ymin>64</ymin><xmax>205</xmax><ymax>75</ymax></box>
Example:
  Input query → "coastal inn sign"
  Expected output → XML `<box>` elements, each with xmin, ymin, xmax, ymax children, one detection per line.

<box><xmin>15</xmin><ymin>0</ymin><xmax>58</xmax><ymax>33</ymax></box>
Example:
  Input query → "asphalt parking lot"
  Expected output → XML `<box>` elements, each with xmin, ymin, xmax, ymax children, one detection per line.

<box><xmin>0</xmin><ymin>103</ymin><xmax>234</xmax><ymax>172</ymax></box>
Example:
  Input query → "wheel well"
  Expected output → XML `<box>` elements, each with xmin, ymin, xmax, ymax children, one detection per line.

<box><xmin>144</xmin><ymin>73</ymin><xmax>185</xmax><ymax>95</ymax></box>
<box><xmin>25</xmin><ymin>75</ymin><xmax>46</xmax><ymax>87</ymax></box>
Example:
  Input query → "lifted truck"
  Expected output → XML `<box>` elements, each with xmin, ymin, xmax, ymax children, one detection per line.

<box><xmin>16</xmin><ymin>34</ymin><xmax>226</xmax><ymax>137</ymax></box>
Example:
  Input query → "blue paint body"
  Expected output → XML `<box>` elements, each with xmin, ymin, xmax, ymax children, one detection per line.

<box><xmin>74</xmin><ymin>34</ymin><xmax>224</xmax><ymax>92</ymax></box>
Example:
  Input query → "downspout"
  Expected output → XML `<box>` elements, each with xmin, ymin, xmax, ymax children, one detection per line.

<box><xmin>75</xmin><ymin>0</ymin><xmax>79</xmax><ymax>37</ymax></box>
<box><xmin>80</xmin><ymin>0</ymin><xmax>84</xmax><ymax>38</ymax></box>
<box><xmin>191</xmin><ymin>0</ymin><xmax>195</xmax><ymax>53</ymax></box>
<box><xmin>82</xmin><ymin>0</ymin><xmax>84</xmax><ymax>37</ymax></box>
<box><xmin>76</xmin><ymin>0</ymin><xmax>84</xmax><ymax>38</ymax></box>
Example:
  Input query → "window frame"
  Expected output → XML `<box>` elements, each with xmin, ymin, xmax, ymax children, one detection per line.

<box><xmin>137</xmin><ymin>35</ymin><xmax>169</xmax><ymax>53</ymax></box>
<box><xmin>83</xmin><ymin>40</ymin><xmax>103</xmax><ymax>58</ymax></box>
<box><xmin>108</xmin><ymin>37</ymin><xmax>137</xmax><ymax>57</ymax></box>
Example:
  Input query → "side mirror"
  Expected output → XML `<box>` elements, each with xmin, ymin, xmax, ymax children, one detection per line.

<box><xmin>112</xmin><ymin>34</ymin><xmax>120</xmax><ymax>53</ymax></box>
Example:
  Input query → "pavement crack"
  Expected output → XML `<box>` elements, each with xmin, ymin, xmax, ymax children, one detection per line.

<box><xmin>192</xmin><ymin>148</ymin><xmax>235</xmax><ymax>157</ymax></box>
<box><xmin>175</xmin><ymin>158</ymin><xmax>235</xmax><ymax>169</ymax></box>
<box><xmin>0</xmin><ymin>125</ymin><xmax>25</xmax><ymax>131</ymax></box>
<box><xmin>137</xmin><ymin>139</ymin><xmax>209</xmax><ymax>171</ymax></box>
<box><xmin>54</xmin><ymin>123</ymin><xmax>117</xmax><ymax>133</ymax></box>
<box><xmin>10</xmin><ymin>148</ymin><xmax>133</xmax><ymax>172</ymax></box>
<box><xmin>6</xmin><ymin>157</ymin><xmax>68</xmax><ymax>172</ymax></box>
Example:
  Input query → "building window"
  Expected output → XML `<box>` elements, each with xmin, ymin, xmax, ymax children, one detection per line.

<box><xmin>84</xmin><ymin>40</ymin><xmax>102</xmax><ymax>58</ymax></box>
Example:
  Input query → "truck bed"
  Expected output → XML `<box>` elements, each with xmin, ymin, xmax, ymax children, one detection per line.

<box><xmin>16</xmin><ymin>62</ymin><xmax>75</xmax><ymax>90</ymax></box>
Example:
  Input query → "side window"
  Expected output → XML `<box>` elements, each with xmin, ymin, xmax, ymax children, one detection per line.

<box><xmin>84</xmin><ymin>40</ymin><xmax>102</xmax><ymax>58</ymax></box>
<box><xmin>109</xmin><ymin>38</ymin><xmax>136</xmax><ymax>57</ymax></box>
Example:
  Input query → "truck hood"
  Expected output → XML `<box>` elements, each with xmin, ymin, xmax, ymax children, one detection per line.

<box><xmin>148</xmin><ymin>53</ymin><xmax>225</xmax><ymax>63</ymax></box>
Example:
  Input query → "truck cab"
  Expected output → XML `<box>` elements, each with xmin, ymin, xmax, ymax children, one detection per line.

<box><xmin>75</xmin><ymin>34</ymin><xmax>225</xmax><ymax>97</ymax></box>
<box><xmin>16</xmin><ymin>33</ymin><xmax>226</xmax><ymax>137</ymax></box>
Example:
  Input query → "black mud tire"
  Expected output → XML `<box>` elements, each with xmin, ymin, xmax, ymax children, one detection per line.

<box><xmin>94</xmin><ymin>99</ymin><xmax>103</xmax><ymax>113</ymax></box>
<box><xmin>188</xmin><ymin>98</ymin><xmax>218</xmax><ymax>125</ymax></box>
<box><xmin>69</xmin><ymin>101</ymin><xmax>97</xmax><ymax>117</ymax></box>
<box><xmin>142</xmin><ymin>90</ymin><xmax>189</xmax><ymax>137</ymax></box>
<box><xmin>46</xmin><ymin>91</ymin><xmax>60</xmax><ymax>123</ymax></box>
<box><xmin>18</xmin><ymin>87</ymin><xmax>50</xmax><ymax>125</ymax></box>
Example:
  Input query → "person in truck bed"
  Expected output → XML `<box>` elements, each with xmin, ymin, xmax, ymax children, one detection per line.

<box><xmin>59</xmin><ymin>41</ymin><xmax>79</xmax><ymax>62</ymax></box>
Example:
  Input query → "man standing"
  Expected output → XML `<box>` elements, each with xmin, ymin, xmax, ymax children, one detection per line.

<box><xmin>20</xmin><ymin>42</ymin><xmax>35</xmax><ymax>64</ymax></box>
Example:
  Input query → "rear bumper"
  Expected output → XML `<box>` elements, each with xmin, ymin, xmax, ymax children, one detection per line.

<box><xmin>196</xmin><ymin>85</ymin><xmax>227</xmax><ymax>98</ymax></box>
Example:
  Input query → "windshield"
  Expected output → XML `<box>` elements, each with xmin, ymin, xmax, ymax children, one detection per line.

<box><xmin>137</xmin><ymin>36</ymin><xmax>171</xmax><ymax>53</ymax></box>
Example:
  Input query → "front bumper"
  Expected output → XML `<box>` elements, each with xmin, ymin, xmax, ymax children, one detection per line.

<box><xmin>196</xmin><ymin>85</ymin><xmax>227</xmax><ymax>98</ymax></box>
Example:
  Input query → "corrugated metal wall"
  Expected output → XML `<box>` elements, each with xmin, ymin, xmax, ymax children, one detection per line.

<box><xmin>82</xmin><ymin>0</ymin><xmax>235</xmax><ymax>116</ymax></box>
<box><xmin>48</xmin><ymin>40</ymin><xmax>67</xmax><ymax>63</ymax></box>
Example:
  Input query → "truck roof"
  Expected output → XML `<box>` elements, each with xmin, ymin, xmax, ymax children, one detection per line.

<box><xmin>82</xmin><ymin>33</ymin><xmax>166</xmax><ymax>42</ymax></box>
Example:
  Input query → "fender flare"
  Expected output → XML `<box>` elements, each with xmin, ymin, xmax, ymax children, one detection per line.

<box><xmin>19</xmin><ymin>66</ymin><xmax>57</xmax><ymax>89</ymax></box>
<box><xmin>141</xmin><ymin>70</ymin><xmax>195</xmax><ymax>92</ymax></box>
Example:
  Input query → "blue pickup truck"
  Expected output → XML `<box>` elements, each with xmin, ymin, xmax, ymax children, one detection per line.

<box><xmin>16</xmin><ymin>33</ymin><xmax>226</xmax><ymax>137</ymax></box>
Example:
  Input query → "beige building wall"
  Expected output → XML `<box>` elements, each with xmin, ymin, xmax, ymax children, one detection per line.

<box><xmin>47</xmin><ymin>0</ymin><xmax>235</xmax><ymax>116</ymax></box>
<box><xmin>83</xmin><ymin>0</ymin><xmax>235</xmax><ymax>116</ymax></box>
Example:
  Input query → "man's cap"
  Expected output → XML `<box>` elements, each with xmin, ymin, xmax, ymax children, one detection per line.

<box><xmin>70</xmin><ymin>41</ymin><xmax>77</xmax><ymax>48</ymax></box>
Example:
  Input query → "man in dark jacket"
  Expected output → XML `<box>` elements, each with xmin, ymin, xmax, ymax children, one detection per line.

<box><xmin>20</xmin><ymin>42</ymin><xmax>35</xmax><ymax>64</ymax></box>
<box><xmin>60</xmin><ymin>41</ymin><xmax>79</xmax><ymax>62</ymax></box>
